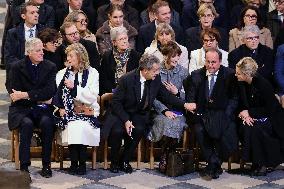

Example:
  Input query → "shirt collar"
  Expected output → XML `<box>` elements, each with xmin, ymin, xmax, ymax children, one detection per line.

<box><xmin>24</xmin><ymin>24</ymin><xmax>36</xmax><ymax>32</ymax></box>
<box><xmin>140</xmin><ymin>71</ymin><xmax>147</xmax><ymax>83</ymax></box>
<box><xmin>278</xmin><ymin>11</ymin><xmax>283</xmax><ymax>16</ymax></box>
<box><xmin>206</xmin><ymin>70</ymin><xmax>219</xmax><ymax>76</ymax></box>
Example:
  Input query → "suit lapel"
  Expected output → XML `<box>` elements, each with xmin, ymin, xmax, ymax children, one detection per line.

<box><xmin>16</xmin><ymin>24</ymin><xmax>25</xmax><ymax>58</ymax></box>
<box><xmin>37</xmin><ymin>61</ymin><xmax>49</xmax><ymax>85</ymax></box>
<box><xmin>19</xmin><ymin>59</ymin><xmax>33</xmax><ymax>83</ymax></box>
<box><xmin>210</xmin><ymin>66</ymin><xmax>224</xmax><ymax>99</ymax></box>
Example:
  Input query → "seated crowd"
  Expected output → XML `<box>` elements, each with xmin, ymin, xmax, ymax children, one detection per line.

<box><xmin>4</xmin><ymin>0</ymin><xmax>284</xmax><ymax>181</ymax></box>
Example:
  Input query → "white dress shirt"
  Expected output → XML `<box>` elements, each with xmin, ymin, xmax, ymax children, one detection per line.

<box><xmin>140</xmin><ymin>71</ymin><xmax>147</xmax><ymax>100</ymax></box>
<box><xmin>206</xmin><ymin>70</ymin><xmax>219</xmax><ymax>91</ymax></box>
<box><xmin>24</xmin><ymin>24</ymin><xmax>36</xmax><ymax>40</ymax></box>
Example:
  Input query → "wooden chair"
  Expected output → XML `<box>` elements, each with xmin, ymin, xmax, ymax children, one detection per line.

<box><xmin>149</xmin><ymin>128</ymin><xmax>190</xmax><ymax>169</ymax></box>
<box><xmin>11</xmin><ymin>128</ymin><xmax>57</xmax><ymax>170</ymax></box>
<box><xmin>56</xmin><ymin>96</ymin><xmax>100</xmax><ymax>170</ymax></box>
<box><xmin>100</xmin><ymin>93</ymin><xmax>142</xmax><ymax>170</ymax></box>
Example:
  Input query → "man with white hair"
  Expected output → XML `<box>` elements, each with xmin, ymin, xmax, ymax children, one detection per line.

<box><xmin>228</xmin><ymin>25</ymin><xmax>274</xmax><ymax>82</ymax></box>
<box><xmin>8</xmin><ymin>38</ymin><xmax>57</xmax><ymax>178</ymax></box>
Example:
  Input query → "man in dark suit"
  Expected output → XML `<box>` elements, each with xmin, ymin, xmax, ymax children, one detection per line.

<box><xmin>185</xmin><ymin>48</ymin><xmax>238</xmax><ymax>180</ymax></box>
<box><xmin>228</xmin><ymin>25</ymin><xmax>274</xmax><ymax>83</ymax></box>
<box><xmin>55</xmin><ymin>0</ymin><xmax>96</xmax><ymax>32</ymax></box>
<box><xmin>96</xmin><ymin>0</ymin><xmax>139</xmax><ymax>30</ymax></box>
<box><xmin>12</xmin><ymin>0</ymin><xmax>55</xmax><ymax>28</ymax></box>
<box><xmin>56</xmin><ymin>22</ymin><xmax>100</xmax><ymax>71</ymax></box>
<box><xmin>8</xmin><ymin>38</ymin><xmax>57</xmax><ymax>178</ymax></box>
<box><xmin>103</xmin><ymin>54</ymin><xmax>193</xmax><ymax>174</ymax></box>
<box><xmin>136</xmin><ymin>0</ymin><xmax>184</xmax><ymax>52</ymax></box>
<box><xmin>267</xmin><ymin>0</ymin><xmax>284</xmax><ymax>41</ymax></box>
<box><xmin>4</xmin><ymin>1</ymin><xmax>45</xmax><ymax>67</ymax></box>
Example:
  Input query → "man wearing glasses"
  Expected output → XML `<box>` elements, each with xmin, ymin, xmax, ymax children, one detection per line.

<box><xmin>228</xmin><ymin>25</ymin><xmax>274</xmax><ymax>83</ymax></box>
<box><xmin>56</xmin><ymin>21</ymin><xmax>100</xmax><ymax>71</ymax></box>
<box><xmin>267</xmin><ymin>0</ymin><xmax>284</xmax><ymax>41</ymax></box>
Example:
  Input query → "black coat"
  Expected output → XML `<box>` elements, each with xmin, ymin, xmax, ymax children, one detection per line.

<box><xmin>55</xmin><ymin>38</ymin><xmax>100</xmax><ymax>71</ymax></box>
<box><xmin>185</xmin><ymin>66</ymin><xmax>238</xmax><ymax>152</ymax></box>
<box><xmin>4</xmin><ymin>23</ymin><xmax>45</xmax><ymax>67</ymax></box>
<box><xmin>13</xmin><ymin>3</ymin><xmax>55</xmax><ymax>28</ymax></box>
<box><xmin>267</xmin><ymin>10</ymin><xmax>284</xmax><ymax>41</ymax></box>
<box><xmin>238</xmin><ymin>75</ymin><xmax>284</xmax><ymax>139</ymax></box>
<box><xmin>228</xmin><ymin>44</ymin><xmax>274</xmax><ymax>82</ymax></box>
<box><xmin>96</xmin><ymin>3</ymin><xmax>139</xmax><ymax>30</ymax></box>
<box><xmin>102</xmin><ymin>69</ymin><xmax>185</xmax><ymax>139</ymax></box>
<box><xmin>7</xmin><ymin>57</ymin><xmax>57</xmax><ymax>130</ymax></box>
<box><xmin>99</xmin><ymin>49</ymin><xmax>141</xmax><ymax>95</ymax></box>
<box><xmin>136</xmin><ymin>21</ymin><xmax>184</xmax><ymax>53</ymax></box>
<box><xmin>185</xmin><ymin>26</ymin><xmax>228</xmax><ymax>52</ymax></box>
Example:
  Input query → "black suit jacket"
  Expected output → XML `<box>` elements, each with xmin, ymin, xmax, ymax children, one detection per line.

<box><xmin>55</xmin><ymin>38</ymin><xmax>100</xmax><ymax>71</ymax></box>
<box><xmin>4</xmin><ymin>23</ymin><xmax>45</xmax><ymax>67</ymax></box>
<box><xmin>13</xmin><ymin>3</ymin><xmax>55</xmax><ymax>28</ymax></box>
<box><xmin>185</xmin><ymin>26</ymin><xmax>228</xmax><ymax>52</ymax></box>
<box><xmin>99</xmin><ymin>49</ymin><xmax>141</xmax><ymax>95</ymax></box>
<box><xmin>103</xmin><ymin>69</ymin><xmax>185</xmax><ymax>138</ymax></box>
<box><xmin>228</xmin><ymin>44</ymin><xmax>274</xmax><ymax>82</ymax></box>
<box><xmin>185</xmin><ymin>66</ymin><xmax>236</xmax><ymax>115</ymax></box>
<box><xmin>136</xmin><ymin>21</ymin><xmax>184</xmax><ymax>53</ymax></box>
<box><xmin>7</xmin><ymin>57</ymin><xmax>57</xmax><ymax>130</ymax></box>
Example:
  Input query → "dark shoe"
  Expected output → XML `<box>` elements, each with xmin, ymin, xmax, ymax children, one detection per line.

<box><xmin>20</xmin><ymin>167</ymin><xmax>30</xmax><ymax>173</ymax></box>
<box><xmin>214</xmin><ymin>166</ymin><xmax>223</xmax><ymax>177</ymax></box>
<box><xmin>77</xmin><ymin>163</ymin><xmax>86</xmax><ymax>175</ymax></box>
<box><xmin>199</xmin><ymin>164</ymin><xmax>215</xmax><ymax>180</ymax></box>
<box><xmin>120</xmin><ymin>162</ymin><xmax>133</xmax><ymax>174</ymax></box>
<box><xmin>109</xmin><ymin>163</ymin><xmax>119</xmax><ymax>173</ymax></box>
<box><xmin>40</xmin><ymin>166</ymin><xmax>52</xmax><ymax>178</ymax></box>
<box><xmin>251</xmin><ymin>166</ymin><xmax>267</xmax><ymax>176</ymax></box>
<box><xmin>158</xmin><ymin>154</ymin><xmax>167</xmax><ymax>173</ymax></box>
<box><xmin>68</xmin><ymin>165</ymin><xmax>78</xmax><ymax>175</ymax></box>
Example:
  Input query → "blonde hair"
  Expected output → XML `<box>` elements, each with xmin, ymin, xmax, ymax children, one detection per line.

<box><xmin>197</xmin><ymin>3</ymin><xmax>219</xmax><ymax>18</ymax></box>
<box><xmin>155</xmin><ymin>23</ymin><xmax>175</xmax><ymax>41</ymax></box>
<box><xmin>236</xmin><ymin>57</ymin><xmax>258</xmax><ymax>77</ymax></box>
<box><xmin>65</xmin><ymin>43</ymin><xmax>90</xmax><ymax>72</ymax></box>
<box><xmin>25</xmin><ymin>38</ymin><xmax>42</xmax><ymax>55</ymax></box>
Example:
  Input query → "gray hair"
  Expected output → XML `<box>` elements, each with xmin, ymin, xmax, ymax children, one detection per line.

<box><xmin>205</xmin><ymin>48</ymin><xmax>222</xmax><ymax>61</ymax></box>
<box><xmin>155</xmin><ymin>23</ymin><xmax>175</xmax><ymax>41</ymax></box>
<box><xmin>236</xmin><ymin>57</ymin><xmax>258</xmax><ymax>77</ymax></box>
<box><xmin>25</xmin><ymin>38</ymin><xmax>42</xmax><ymax>55</ymax></box>
<box><xmin>139</xmin><ymin>53</ymin><xmax>160</xmax><ymax>70</ymax></box>
<box><xmin>242</xmin><ymin>25</ymin><xmax>260</xmax><ymax>39</ymax></box>
<box><xmin>110</xmin><ymin>26</ymin><xmax>128</xmax><ymax>41</ymax></box>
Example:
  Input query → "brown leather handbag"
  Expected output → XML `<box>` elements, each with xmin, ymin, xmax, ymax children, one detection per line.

<box><xmin>73</xmin><ymin>100</ymin><xmax>94</xmax><ymax>116</ymax></box>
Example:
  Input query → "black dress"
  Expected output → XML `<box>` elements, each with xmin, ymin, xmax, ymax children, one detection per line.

<box><xmin>238</xmin><ymin>75</ymin><xmax>283</xmax><ymax>167</ymax></box>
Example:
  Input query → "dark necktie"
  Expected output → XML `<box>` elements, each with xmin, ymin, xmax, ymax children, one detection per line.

<box><xmin>141</xmin><ymin>80</ymin><xmax>150</xmax><ymax>110</ymax></box>
<box><xmin>29</xmin><ymin>28</ymin><xmax>34</xmax><ymax>38</ymax></box>
<box><xmin>208</xmin><ymin>74</ymin><xmax>216</xmax><ymax>97</ymax></box>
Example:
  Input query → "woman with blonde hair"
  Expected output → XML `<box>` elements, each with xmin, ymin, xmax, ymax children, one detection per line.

<box><xmin>53</xmin><ymin>43</ymin><xmax>100</xmax><ymax>175</ymax></box>
<box><xmin>235</xmin><ymin>57</ymin><xmax>284</xmax><ymax>176</ymax></box>
<box><xmin>64</xmin><ymin>10</ymin><xmax>97</xmax><ymax>44</ymax></box>
<box><xmin>185</xmin><ymin>3</ymin><xmax>228</xmax><ymax>52</ymax></box>
<box><xmin>144</xmin><ymin>23</ymin><xmax>189</xmax><ymax>70</ymax></box>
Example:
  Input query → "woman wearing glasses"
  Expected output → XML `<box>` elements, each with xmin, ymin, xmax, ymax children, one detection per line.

<box><xmin>96</xmin><ymin>4</ymin><xmax>137</xmax><ymax>55</ymax></box>
<box><xmin>189</xmin><ymin>28</ymin><xmax>228</xmax><ymax>74</ymax></box>
<box><xmin>64</xmin><ymin>10</ymin><xmax>97</xmax><ymax>44</ymax></box>
<box><xmin>229</xmin><ymin>5</ymin><xmax>273</xmax><ymax>52</ymax></box>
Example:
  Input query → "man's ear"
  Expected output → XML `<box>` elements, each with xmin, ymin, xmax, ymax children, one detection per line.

<box><xmin>21</xmin><ymin>13</ymin><xmax>26</xmax><ymax>20</ymax></box>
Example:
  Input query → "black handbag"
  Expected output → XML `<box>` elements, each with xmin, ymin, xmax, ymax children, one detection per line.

<box><xmin>166</xmin><ymin>150</ymin><xmax>195</xmax><ymax>177</ymax></box>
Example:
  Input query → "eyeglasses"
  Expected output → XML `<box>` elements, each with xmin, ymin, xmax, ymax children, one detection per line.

<box><xmin>65</xmin><ymin>31</ymin><xmax>79</xmax><ymax>37</ymax></box>
<box><xmin>203</xmin><ymin>38</ymin><xmax>216</xmax><ymax>43</ymax></box>
<box><xmin>76</xmin><ymin>19</ymin><xmax>88</xmax><ymax>25</ymax></box>
<box><xmin>200</xmin><ymin>14</ymin><xmax>214</xmax><ymax>18</ymax></box>
<box><xmin>244</xmin><ymin>14</ymin><xmax>258</xmax><ymax>19</ymax></box>
<box><xmin>246</xmin><ymin>36</ymin><xmax>259</xmax><ymax>41</ymax></box>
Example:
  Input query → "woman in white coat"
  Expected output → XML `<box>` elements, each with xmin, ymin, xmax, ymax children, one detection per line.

<box><xmin>189</xmin><ymin>28</ymin><xmax>228</xmax><ymax>74</ymax></box>
<box><xmin>53</xmin><ymin>43</ymin><xmax>100</xmax><ymax>175</ymax></box>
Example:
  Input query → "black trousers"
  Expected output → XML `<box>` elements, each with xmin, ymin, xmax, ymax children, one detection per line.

<box><xmin>193</xmin><ymin>123</ymin><xmax>224</xmax><ymax>167</ymax></box>
<box><xmin>109</xmin><ymin>113</ymin><xmax>148</xmax><ymax>163</ymax></box>
<box><xmin>68</xmin><ymin>144</ymin><xmax>87</xmax><ymax>164</ymax></box>
<box><xmin>19</xmin><ymin>112</ymin><xmax>54</xmax><ymax>168</ymax></box>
